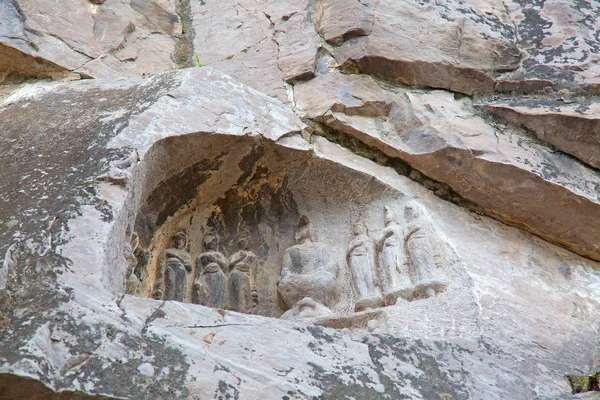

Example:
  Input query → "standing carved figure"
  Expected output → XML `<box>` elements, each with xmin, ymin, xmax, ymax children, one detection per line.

<box><xmin>124</xmin><ymin>236</ymin><xmax>140</xmax><ymax>295</ymax></box>
<box><xmin>278</xmin><ymin>216</ymin><xmax>339</xmax><ymax>319</ymax></box>
<box><xmin>193</xmin><ymin>230</ymin><xmax>229</xmax><ymax>308</ymax></box>
<box><xmin>378</xmin><ymin>206</ymin><xmax>412</xmax><ymax>304</ymax></box>
<box><xmin>404</xmin><ymin>200</ymin><xmax>448</xmax><ymax>298</ymax></box>
<box><xmin>347</xmin><ymin>222</ymin><xmax>383</xmax><ymax>311</ymax></box>
<box><xmin>228</xmin><ymin>234</ymin><xmax>256</xmax><ymax>313</ymax></box>
<box><xmin>164</xmin><ymin>232</ymin><xmax>191</xmax><ymax>302</ymax></box>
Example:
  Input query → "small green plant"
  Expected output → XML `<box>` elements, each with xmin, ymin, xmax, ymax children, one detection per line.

<box><xmin>567</xmin><ymin>372</ymin><xmax>600</xmax><ymax>394</ymax></box>
<box><xmin>195</xmin><ymin>55</ymin><xmax>203</xmax><ymax>68</ymax></box>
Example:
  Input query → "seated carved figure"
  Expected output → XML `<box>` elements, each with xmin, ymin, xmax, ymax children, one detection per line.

<box><xmin>228</xmin><ymin>234</ymin><xmax>256</xmax><ymax>313</ymax></box>
<box><xmin>403</xmin><ymin>200</ymin><xmax>448</xmax><ymax>299</ymax></box>
<box><xmin>277</xmin><ymin>216</ymin><xmax>338</xmax><ymax>318</ymax></box>
<box><xmin>193</xmin><ymin>230</ymin><xmax>228</xmax><ymax>308</ymax></box>
<box><xmin>163</xmin><ymin>232</ymin><xmax>192</xmax><ymax>302</ymax></box>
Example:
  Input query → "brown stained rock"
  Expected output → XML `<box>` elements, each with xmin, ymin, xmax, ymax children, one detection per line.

<box><xmin>331</xmin><ymin>0</ymin><xmax>520</xmax><ymax>95</ymax></box>
<box><xmin>294</xmin><ymin>72</ymin><xmax>393</xmax><ymax>118</ymax></box>
<box><xmin>295</xmin><ymin>72</ymin><xmax>600</xmax><ymax>261</ymax></box>
<box><xmin>274</xmin><ymin>10</ymin><xmax>321</xmax><ymax>84</ymax></box>
<box><xmin>0</xmin><ymin>43</ymin><xmax>79</xmax><ymax>84</ymax></box>
<box><xmin>476</xmin><ymin>100</ymin><xmax>600</xmax><ymax>169</ymax></box>
<box><xmin>314</xmin><ymin>0</ymin><xmax>375</xmax><ymax>46</ymax></box>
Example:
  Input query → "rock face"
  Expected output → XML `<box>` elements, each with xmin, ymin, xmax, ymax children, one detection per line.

<box><xmin>0</xmin><ymin>0</ymin><xmax>188</xmax><ymax>82</ymax></box>
<box><xmin>331</xmin><ymin>0</ymin><xmax>521</xmax><ymax>95</ymax></box>
<box><xmin>2</xmin><ymin>1</ymin><xmax>600</xmax><ymax>399</ymax></box>
<box><xmin>295</xmin><ymin>72</ymin><xmax>600</xmax><ymax>262</ymax></box>
<box><xmin>476</xmin><ymin>98</ymin><xmax>600</xmax><ymax>169</ymax></box>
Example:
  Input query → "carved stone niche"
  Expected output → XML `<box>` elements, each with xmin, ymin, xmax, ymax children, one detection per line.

<box><xmin>124</xmin><ymin>134</ymin><xmax>466</xmax><ymax>328</ymax></box>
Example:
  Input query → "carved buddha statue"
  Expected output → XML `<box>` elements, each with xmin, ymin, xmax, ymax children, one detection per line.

<box><xmin>228</xmin><ymin>234</ymin><xmax>256</xmax><ymax>313</ymax></box>
<box><xmin>347</xmin><ymin>222</ymin><xmax>383</xmax><ymax>311</ymax></box>
<box><xmin>277</xmin><ymin>216</ymin><xmax>339</xmax><ymax>318</ymax></box>
<box><xmin>193</xmin><ymin>230</ymin><xmax>228</xmax><ymax>308</ymax></box>
<box><xmin>403</xmin><ymin>200</ymin><xmax>448</xmax><ymax>299</ymax></box>
<box><xmin>377</xmin><ymin>206</ymin><xmax>412</xmax><ymax>304</ymax></box>
<box><xmin>163</xmin><ymin>232</ymin><xmax>191</xmax><ymax>302</ymax></box>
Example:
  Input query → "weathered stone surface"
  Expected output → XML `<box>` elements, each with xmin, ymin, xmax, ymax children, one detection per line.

<box><xmin>2</xmin><ymin>68</ymin><xmax>600</xmax><ymax>399</ymax></box>
<box><xmin>295</xmin><ymin>72</ymin><xmax>600</xmax><ymax>262</ymax></box>
<box><xmin>0</xmin><ymin>0</ymin><xmax>187</xmax><ymax>80</ymax></box>
<box><xmin>315</xmin><ymin>0</ymin><xmax>375</xmax><ymax>46</ymax></box>
<box><xmin>499</xmin><ymin>0</ymin><xmax>600</xmax><ymax>93</ymax></box>
<box><xmin>190</xmin><ymin>0</ymin><xmax>321</xmax><ymax>103</ymax></box>
<box><xmin>331</xmin><ymin>0</ymin><xmax>521</xmax><ymax>95</ymax></box>
<box><xmin>476</xmin><ymin>98</ymin><xmax>600</xmax><ymax>169</ymax></box>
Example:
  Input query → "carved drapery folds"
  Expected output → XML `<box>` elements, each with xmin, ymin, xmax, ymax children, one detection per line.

<box><xmin>163</xmin><ymin>232</ymin><xmax>191</xmax><ymax>302</ymax></box>
<box><xmin>140</xmin><ymin>199</ymin><xmax>455</xmax><ymax>321</ymax></box>
<box><xmin>403</xmin><ymin>200</ymin><xmax>448</xmax><ymax>299</ymax></box>
<box><xmin>278</xmin><ymin>216</ymin><xmax>339</xmax><ymax>320</ymax></box>
<box><xmin>347</xmin><ymin>222</ymin><xmax>383</xmax><ymax>312</ymax></box>
<box><xmin>228</xmin><ymin>232</ymin><xmax>257</xmax><ymax>313</ymax></box>
<box><xmin>193</xmin><ymin>230</ymin><xmax>229</xmax><ymax>309</ymax></box>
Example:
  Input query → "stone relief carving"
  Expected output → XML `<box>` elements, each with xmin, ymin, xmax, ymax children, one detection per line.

<box><xmin>124</xmin><ymin>234</ymin><xmax>140</xmax><ymax>295</ymax></box>
<box><xmin>377</xmin><ymin>206</ymin><xmax>412</xmax><ymax>304</ymax></box>
<box><xmin>228</xmin><ymin>232</ymin><xmax>256</xmax><ymax>313</ymax></box>
<box><xmin>403</xmin><ymin>200</ymin><xmax>448</xmax><ymax>299</ymax></box>
<box><xmin>277</xmin><ymin>216</ymin><xmax>339</xmax><ymax>319</ymax></box>
<box><xmin>164</xmin><ymin>232</ymin><xmax>191</xmax><ymax>302</ymax></box>
<box><xmin>137</xmin><ymin>199</ymin><xmax>454</xmax><ymax>326</ymax></box>
<box><xmin>347</xmin><ymin>222</ymin><xmax>383</xmax><ymax>312</ymax></box>
<box><xmin>193</xmin><ymin>230</ymin><xmax>228</xmax><ymax>308</ymax></box>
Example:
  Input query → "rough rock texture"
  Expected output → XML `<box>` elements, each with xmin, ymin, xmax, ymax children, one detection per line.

<box><xmin>2</xmin><ymin>0</ymin><xmax>600</xmax><ymax>399</ymax></box>
<box><xmin>190</xmin><ymin>0</ymin><xmax>322</xmax><ymax>103</ymax></box>
<box><xmin>0</xmin><ymin>0</ymin><xmax>188</xmax><ymax>82</ymax></box>
<box><xmin>476</xmin><ymin>98</ymin><xmax>600</xmax><ymax>169</ymax></box>
<box><xmin>295</xmin><ymin>72</ymin><xmax>600</xmax><ymax>262</ymax></box>
<box><xmin>331</xmin><ymin>0</ymin><xmax>521</xmax><ymax>95</ymax></box>
<box><xmin>1</xmin><ymin>68</ymin><xmax>600</xmax><ymax>399</ymax></box>
<box><xmin>499</xmin><ymin>0</ymin><xmax>600</xmax><ymax>93</ymax></box>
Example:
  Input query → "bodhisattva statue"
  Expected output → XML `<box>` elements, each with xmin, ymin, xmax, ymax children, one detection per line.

<box><xmin>347</xmin><ymin>222</ymin><xmax>383</xmax><ymax>312</ymax></box>
<box><xmin>164</xmin><ymin>232</ymin><xmax>192</xmax><ymax>302</ymax></box>
<box><xmin>124</xmin><ymin>235</ymin><xmax>140</xmax><ymax>295</ymax></box>
<box><xmin>404</xmin><ymin>200</ymin><xmax>448</xmax><ymax>298</ymax></box>
<box><xmin>193</xmin><ymin>230</ymin><xmax>228</xmax><ymax>308</ymax></box>
<box><xmin>228</xmin><ymin>234</ymin><xmax>256</xmax><ymax>313</ymax></box>
<box><xmin>378</xmin><ymin>206</ymin><xmax>412</xmax><ymax>304</ymax></box>
<box><xmin>277</xmin><ymin>216</ymin><xmax>339</xmax><ymax>319</ymax></box>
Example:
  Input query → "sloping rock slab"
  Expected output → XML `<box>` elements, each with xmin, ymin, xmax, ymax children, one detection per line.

<box><xmin>295</xmin><ymin>72</ymin><xmax>600</xmax><ymax>261</ymax></box>
<box><xmin>476</xmin><ymin>98</ymin><xmax>600</xmax><ymax>169</ymax></box>
<box><xmin>0</xmin><ymin>0</ymin><xmax>185</xmax><ymax>80</ymax></box>
<box><xmin>330</xmin><ymin>0</ymin><xmax>520</xmax><ymax>95</ymax></box>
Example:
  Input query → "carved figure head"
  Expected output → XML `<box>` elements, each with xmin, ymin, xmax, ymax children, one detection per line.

<box><xmin>295</xmin><ymin>215</ymin><xmax>316</xmax><ymax>244</ymax></box>
<box><xmin>203</xmin><ymin>230</ymin><xmax>219</xmax><ymax>251</ymax></box>
<box><xmin>173</xmin><ymin>232</ymin><xmax>186</xmax><ymax>249</ymax></box>
<box><xmin>384</xmin><ymin>206</ymin><xmax>397</xmax><ymax>226</ymax></box>
<box><xmin>237</xmin><ymin>235</ymin><xmax>249</xmax><ymax>250</ymax></box>
<box><xmin>352</xmin><ymin>222</ymin><xmax>365</xmax><ymax>236</ymax></box>
<box><xmin>404</xmin><ymin>200</ymin><xmax>426</xmax><ymax>222</ymax></box>
<box><xmin>236</xmin><ymin>226</ymin><xmax>250</xmax><ymax>250</ymax></box>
